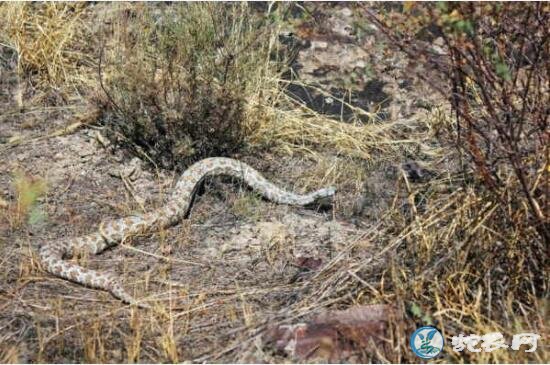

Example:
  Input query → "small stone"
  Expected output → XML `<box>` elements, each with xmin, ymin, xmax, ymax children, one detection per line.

<box><xmin>354</xmin><ymin>60</ymin><xmax>366</xmax><ymax>69</ymax></box>
<box><xmin>311</xmin><ymin>41</ymin><xmax>328</xmax><ymax>50</ymax></box>
<box><xmin>340</xmin><ymin>7</ymin><xmax>352</xmax><ymax>17</ymax></box>
<box><xmin>433</xmin><ymin>37</ymin><xmax>445</xmax><ymax>47</ymax></box>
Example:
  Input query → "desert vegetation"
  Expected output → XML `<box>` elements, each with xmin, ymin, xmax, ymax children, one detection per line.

<box><xmin>0</xmin><ymin>2</ymin><xmax>547</xmax><ymax>363</ymax></box>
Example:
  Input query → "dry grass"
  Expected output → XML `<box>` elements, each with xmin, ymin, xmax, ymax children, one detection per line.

<box><xmin>0</xmin><ymin>3</ymin><xmax>95</xmax><ymax>99</ymax></box>
<box><xmin>0</xmin><ymin>2</ymin><xmax>547</xmax><ymax>364</ymax></box>
<box><xmin>249</xmin><ymin>77</ymin><xmax>432</xmax><ymax>163</ymax></box>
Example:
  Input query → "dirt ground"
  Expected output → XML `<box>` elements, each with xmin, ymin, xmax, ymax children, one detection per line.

<box><xmin>4</xmin><ymin>3</ymin><xmax>543</xmax><ymax>364</ymax></box>
<box><xmin>0</xmin><ymin>115</ymin><xmax>371</xmax><ymax>359</ymax></box>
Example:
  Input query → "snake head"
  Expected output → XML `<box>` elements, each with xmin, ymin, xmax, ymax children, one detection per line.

<box><xmin>308</xmin><ymin>186</ymin><xmax>336</xmax><ymax>210</ymax></box>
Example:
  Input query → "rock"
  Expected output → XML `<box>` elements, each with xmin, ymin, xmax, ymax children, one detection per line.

<box><xmin>340</xmin><ymin>7</ymin><xmax>353</xmax><ymax>17</ymax></box>
<box><xmin>311</xmin><ymin>40</ymin><xmax>328</xmax><ymax>50</ymax></box>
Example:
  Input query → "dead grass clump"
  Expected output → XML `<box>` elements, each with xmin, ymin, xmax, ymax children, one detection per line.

<box><xmin>0</xmin><ymin>3</ymin><xmax>94</xmax><ymax>98</ymax></box>
<box><xmin>390</xmin><ymin>184</ymin><xmax>547</xmax><ymax>362</ymax></box>
<box><xmin>95</xmin><ymin>3</ymin><xmax>283</xmax><ymax>171</ymax></box>
<box><xmin>427</xmin><ymin>187</ymin><xmax>543</xmax><ymax>361</ymax></box>
<box><xmin>252</xmin><ymin>101</ymin><xmax>425</xmax><ymax>162</ymax></box>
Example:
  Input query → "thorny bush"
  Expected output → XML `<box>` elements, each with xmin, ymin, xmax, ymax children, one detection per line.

<box><xmin>365</xmin><ymin>2</ymin><xmax>548</xmax><ymax>241</ymax></box>
<box><xmin>354</xmin><ymin>3</ymin><xmax>548</xmax><ymax>361</ymax></box>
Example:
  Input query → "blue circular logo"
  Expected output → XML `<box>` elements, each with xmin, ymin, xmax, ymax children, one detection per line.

<box><xmin>410</xmin><ymin>326</ymin><xmax>444</xmax><ymax>359</ymax></box>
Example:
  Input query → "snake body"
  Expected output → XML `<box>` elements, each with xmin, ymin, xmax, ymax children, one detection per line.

<box><xmin>39</xmin><ymin>157</ymin><xmax>336</xmax><ymax>306</ymax></box>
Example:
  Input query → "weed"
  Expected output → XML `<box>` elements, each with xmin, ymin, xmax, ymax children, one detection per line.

<box><xmin>95</xmin><ymin>3</ymin><xmax>284</xmax><ymax>171</ymax></box>
<box><xmin>6</xmin><ymin>170</ymin><xmax>47</xmax><ymax>229</ymax></box>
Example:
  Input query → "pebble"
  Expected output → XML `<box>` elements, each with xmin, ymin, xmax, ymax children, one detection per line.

<box><xmin>340</xmin><ymin>7</ymin><xmax>352</xmax><ymax>17</ymax></box>
<box><xmin>311</xmin><ymin>40</ymin><xmax>328</xmax><ymax>50</ymax></box>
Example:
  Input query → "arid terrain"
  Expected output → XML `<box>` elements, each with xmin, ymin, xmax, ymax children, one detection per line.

<box><xmin>0</xmin><ymin>3</ymin><xmax>547</xmax><ymax>363</ymax></box>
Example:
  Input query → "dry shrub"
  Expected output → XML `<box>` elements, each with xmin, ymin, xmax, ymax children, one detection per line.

<box><xmin>389</xmin><ymin>185</ymin><xmax>546</xmax><ymax>362</ymax></box>
<box><xmin>95</xmin><ymin>3</ymin><xmax>283</xmax><ymax>171</ymax></box>
<box><xmin>364</xmin><ymin>2</ymin><xmax>548</xmax><ymax>241</ymax></box>
<box><xmin>294</xmin><ymin>172</ymin><xmax>547</xmax><ymax>361</ymax></box>
<box><xmin>336</xmin><ymin>2</ymin><xmax>550</xmax><ymax>361</ymax></box>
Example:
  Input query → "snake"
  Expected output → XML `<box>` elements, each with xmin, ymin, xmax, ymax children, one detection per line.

<box><xmin>38</xmin><ymin>157</ymin><xmax>336</xmax><ymax>307</ymax></box>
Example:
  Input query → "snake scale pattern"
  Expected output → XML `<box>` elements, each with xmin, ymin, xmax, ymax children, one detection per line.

<box><xmin>39</xmin><ymin>157</ymin><xmax>336</xmax><ymax>307</ymax></box>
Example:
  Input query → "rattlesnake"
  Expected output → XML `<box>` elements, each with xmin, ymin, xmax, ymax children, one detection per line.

<box><xmin>39</xmin><ymin>157</ymin><xmax>336</xmax><ymax>307</ymax></box>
